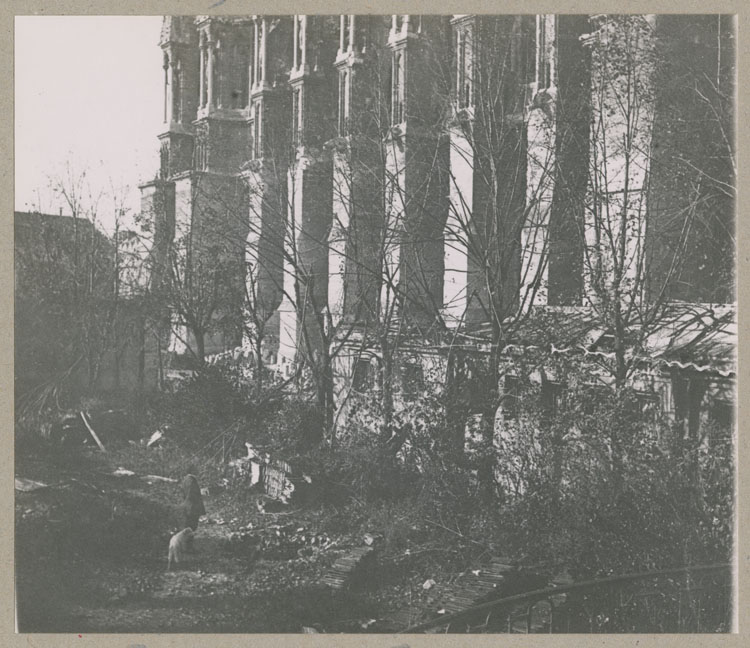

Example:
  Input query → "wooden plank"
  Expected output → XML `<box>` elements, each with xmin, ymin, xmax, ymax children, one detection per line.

<box><xmin>80</xmin><ymin>411</ymin><xmax>106</xmax><ymax>452</ymax></box>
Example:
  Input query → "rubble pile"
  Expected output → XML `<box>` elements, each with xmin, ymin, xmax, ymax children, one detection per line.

<box><xmin>226</xmin><ymin>523</ymin><xmax>332</xmax><ymax>561</ymax></box>
<box><xmin>227</xmin><ymin>443</ymin><xmax>311</xmax><ymax>504</ymax></box>
<box><xmin>319</xmin><ymin>537</ymin><xmax>381</xmax><ymax>591</ymax></box>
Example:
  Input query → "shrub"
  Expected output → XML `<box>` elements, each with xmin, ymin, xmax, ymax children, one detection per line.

<box><xmin>493</xmin><ymin>358</ymin><xmax>735</xmax><ymax>577</ymax></box>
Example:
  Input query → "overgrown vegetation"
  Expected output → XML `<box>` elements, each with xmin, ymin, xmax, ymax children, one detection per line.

<box><xmin>112</xmin><ymin>348</ymin><xmax>733</xmax><ymax>584</ymax></box>
<box><xmin>16</xmin><ymin>340</ymin><xmax>733</xmax><ymax>619</ymax></box>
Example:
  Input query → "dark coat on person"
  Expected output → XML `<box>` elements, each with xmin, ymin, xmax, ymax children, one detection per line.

<box><xmin>180</xmin><ymin>474</ymin><xmax>206</xmax><ymax>531</ymax></box>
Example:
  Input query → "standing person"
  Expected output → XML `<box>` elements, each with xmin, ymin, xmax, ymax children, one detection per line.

<box><xmin>180</xmin><ymin>465</ymin><xmax>206</xmax><ymax>531</ymax></box>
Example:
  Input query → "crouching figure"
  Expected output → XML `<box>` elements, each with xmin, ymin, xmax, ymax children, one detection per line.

<box><xmin>167</xmin><ymin>527</ymin><xmax>194</xmax><ymax>570</ymax></box>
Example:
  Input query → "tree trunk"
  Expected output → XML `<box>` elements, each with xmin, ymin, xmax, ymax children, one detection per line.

<box><xmin>321</xmin><ymin>351</ymin><xmax>334</xmax><ymax>438</ymax></box>
<box><xmin>477</xmin><ymin>319</ymin><xmax>503</xmax><ymax>497</ymax></box>
<box><xmin>381</xmin><ymin>340</ymin><xmax>394</xmax><ymax>444</ymax></box>
<box><xmin>194</xmin><ymin>329</ymin><xmax>206</xmax><ymax>365</ymax></box>
<box><xmin>254</xmin><ymin>335</ymin><xmax>264</xmax><ymax>399</ymax></box>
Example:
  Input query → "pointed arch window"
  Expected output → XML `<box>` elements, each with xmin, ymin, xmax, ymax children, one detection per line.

<box><xmin>252</xmin><ymin>101</ymin><xmax>263</xmax><ymax>159</ymax></box>
<box><xmin>163</xmin><ymin>53</ymin><xmax>170</xmax><ymax>122</ymax></box>
<box><xmin>253</xmin><ymin>19</ymin><xmax>265</xmax><ymax>87</ymax></box>
<box><xmin>338</xmin><ymin>68</ymin><xmax>350</xmax><ymax>136</ymax></box>
<box><xmin>200</xmin><ymin>41</ymin><xmax>208</xmax><ymax>108</ymax></box>
<box><xmin>292</xmin><ymin>88</ymin><xmax>303</xmax><ymax>147</ymax></box>
<box><xmin>172</xmin><ymin>59</ymin><xmax>182</xmax><ymax>122</ymax></box>
<box><xmin>536</xmin><ymin>15</ymin><xmax>555</xmax><ymax>89</ymax></box>
<box><xmin>456</xmin><ymin>24</ymin><xmax>474</xmax><ymax>109</ymax></box>
<box><xmin>294</xmin><ymin>15</ymin><xmax>305</xmax><ymax>70</ymax></box>
<box><xmin>392</xmin><ymin>50</ymin><xmax>405</xmax><ymax>124</ymax></box>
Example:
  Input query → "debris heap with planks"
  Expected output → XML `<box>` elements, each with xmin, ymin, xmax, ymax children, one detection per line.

<box><xmin>376</xmin><ymin>557</ymin><xmax>549</xmax><ymax>632</ymax></box>
<box><xmin>319</xmin><ymin>542</ymin><xmax>379</xmax><ymax>591</ymax></box>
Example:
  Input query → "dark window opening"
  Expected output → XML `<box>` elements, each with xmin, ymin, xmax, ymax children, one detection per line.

<box><xmin>159</xmin><ymin>142</ymin><xmax>169</xmax><ymax>178</ymax></box>
<box><xmin>401</xmin><ymin>362</ymin><xmax>424</xmax><ymax>397</ymax></box>
<box><xmin>163</xmin><ymin>53</ymin><xmax>170</xmax><ymax>122</ymax></box>
<box><xmin>581</xmin><ymin>384</ymin><xmax>610</xmax><ymax>416</ymax></box>
<box><xmin>172</xmin><ymin>60</ymin><xmax>182</xmax><ymax>121</ymax></box>
<box><xmin>200</xmin><ymin>46</ymin><xmax>208</xmax><ymax>107</ymax></box>
<box><xmin>626</xmin><ymin>391</ymin><xmax>660</xmax><ymax>423</ymax></box>
<box><xmin>503</xmin><ymin>375</ymin><xmax>520</xmax><ymax>420</ymax></box>
<box><xmin>456</xmin><ymin>25</ymin><xmax>474</xmax><ymax>109</ymax></box>
<box><xmin>252</xmin><ymin>102</ymin><xmax>262</xmax><ymax>159</ymax></box>
<box><xmin>392</xmin><ymin>51</ymin><xmax>405</xmax><ymax>124</ymax></box>
<box><xmin>352</xmin><ymin>358</ymin><xmax>371</xmax><ymax>393</ymax></box>
<box><xmin>541</xmin><ymin>380</ymin><xmax>566</xmax><ymax>420</ymax></box>
<box><xmin>338</xmin><ymin>69</ymin><xmax>349</xmax><ymax>136</ymax></box>
<box><xmin>709</xmin><ymin>399</ymin><xmax>734</xmax><ymax>435</ymax></box>
<box><xmin>292</xmin><ymin>88</ymin><xmax>303</xmax><ymax>147</ymax></box>
<box><xmin>536</xmin><ymin>16</ymin><xmax>552</xmax><ymax>89</ymax></box>
<box><xmin>296</xmin><ymin>16</ymin><xmax>305</xmax><ymax>69</ymax></box>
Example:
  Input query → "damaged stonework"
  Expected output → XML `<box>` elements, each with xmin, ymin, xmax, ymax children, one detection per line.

<box><xmin>228</xmin><ymin>442</ymin><xmax>311</xmax><ymax>504</ymax></box>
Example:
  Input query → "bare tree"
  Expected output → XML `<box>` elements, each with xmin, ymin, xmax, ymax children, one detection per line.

<box><xmin>579</xmin><ymin>14</ymin><xmax>735</xmax><ymax>397</ymax></box>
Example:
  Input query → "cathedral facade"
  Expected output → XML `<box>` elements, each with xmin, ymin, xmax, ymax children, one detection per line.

<box><xmin>141</xmin><ymin>15</ymin><xmax>735</xmax><ymax>433</ymax></box>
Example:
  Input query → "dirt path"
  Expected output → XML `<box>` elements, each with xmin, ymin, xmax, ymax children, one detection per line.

<box><xmin>15</xmin><ymin>447</ymin><xmax>386</xmax><ymax>633</ymax></box>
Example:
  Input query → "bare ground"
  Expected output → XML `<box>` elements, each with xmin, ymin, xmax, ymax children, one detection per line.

<box><xmin>14</xmin><ymin>443</ymin><xmax>408</xmax><ymax>633</ymax></box>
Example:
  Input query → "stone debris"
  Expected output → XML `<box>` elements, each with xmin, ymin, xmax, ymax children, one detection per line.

<box><xmin>227</xmin><ymin>522</ymin><xmax>332</xmax><ymax>560</ymax></box>
<box><xmin>228</xmin><ymin>443</ymin><xmax>311</xmax><ymax>504</ymax></box>
<box><xmin>375</xmin><ymin>557</ymin><xmax>547</xmax><ymax>633</ymax></box>
<box><xmin>146</xmin><ymin>430</ymin><xmax>164</xmax><ymax>448</ymax></box>
<box><xmin>140</xmin><ymin>474</ymin><xmax>178</xmax><ymax>484</ymax></box>
<box><xmin>431</xmin><ymin>558</ymin><xmax>517</xmax><ymax>616</ymax></box>
<box><xmin>111</xmin><ymin>467</ymin><xmax>136</xmax><ymax>477</ymax></box>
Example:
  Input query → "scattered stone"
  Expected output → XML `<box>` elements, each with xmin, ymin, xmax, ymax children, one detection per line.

<box><xmin>111</xmin><ymin>467</ymin><xmax>136</xmax><ymax>477</ymax></box>
<box><xmin>146</xmin><ymin>430</ymin><xmax>164</xmax><ymax>448</ymax></box>
<box><xmin>140</xmin><ymin>474</ymin><xmax>178</xmax><ymax>484</ymax></box>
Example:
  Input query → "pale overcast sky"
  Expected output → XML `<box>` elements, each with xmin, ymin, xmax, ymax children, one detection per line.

<box><xmin>15</xmin><ymin>16</ymin><xmax>164</xmax><ymax>232</ymax></box>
